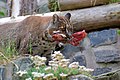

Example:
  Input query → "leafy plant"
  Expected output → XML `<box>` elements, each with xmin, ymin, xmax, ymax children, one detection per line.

<box><xmin>16</xmin><ymin>52</ymin><xmax>94</xmax><ymax>80</ymax></box>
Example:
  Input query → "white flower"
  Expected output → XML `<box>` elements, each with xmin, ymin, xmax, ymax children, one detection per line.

<box><xmin>49</xmin><ymin>61</ymin><xmax>54</xmax><ymax>64</ymax></box>
<box><xmin>32</xmin><ymin>72</ymin><xmax>45</xmax><ymax>77</ymax></box>
<box><xmin>69</xmin><ymin>62</ymin><xmax>79</xmax><ymax>69</ymax></box>
<box><xmin>41</xmin><ymin>57</ymin><xmax>47</xmax><ymax>62</ymax></box>
<box><xmin>83</xmin><ymin>68</ymin><xmax>94</xmax><ymax>72</ymax></box>
<box><xmin>59</xmin><ymin>73</ymin><xmax>68</xmax><ymax>77</ymax></box>
<box><xmin>25</xmin><ymin>78</ymin><xmax>32</xmax><ymax>80</ymax></box>
<box><xmin>43</xmin><ymin>73</ymin><xmax>54</xmax><ymax>79</ymax></box>
<box><xmin>60</xmin><ymin>59</ymin><xmax>70</xmax><ymax>62</ymax></box>
<box><xmin>79</xmin><ymin>66</ymin><xmax>86</xmax><ymax>70</ymax></box>
<box><xmin>50</xmin><ymin>63</ymin><xmax>58</xmax><ymax>67</ymax></box>
<box><xmin>16</xmin><ymin>70</ymin><xmax>27</xmax><ymax>76</ymax></box>
<box><xmin>54</xmin><ymin>51</ymin><xmax>61</xmax><ymax>54</ymax></box>
<box><xmin>61</xmin><ymin>64</ymin><xmax>68</xmax><ymax>68</ymax></box>
<box><xmin>48</xmin><ymin>61</ymin><xmax>58</xmax><ymax>67</ymax></box>
<box><xmin>45</xmin><ymin>67</ymin><xmax>52</xmax><ymax>72</ymax></box>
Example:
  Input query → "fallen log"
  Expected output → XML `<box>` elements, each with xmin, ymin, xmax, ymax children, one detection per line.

<box><xmin>58</xmin><ymin>0</ymin><xmax>110</xmax><ymax>11</ymax></box>
<box><xmin>66</xmin><ymin>3</ymin><xmax>120</xmax><ymax>32</ymax></box>
<box><xmin>0</xmin><ymin>3</ymin><xmax>120</xmax><ymax>32</ymax></box>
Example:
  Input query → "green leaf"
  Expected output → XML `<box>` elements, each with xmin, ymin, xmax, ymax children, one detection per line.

<box><xmin>0</xmin><ymin>11</ymin><xmax>5</xmax><ymax>17</ymax></box>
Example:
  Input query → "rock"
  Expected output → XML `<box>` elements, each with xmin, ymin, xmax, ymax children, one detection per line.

<box><xmin>12</xmin><ymin>57</ymin><xmax>33</xmax><ymax>80</ymax></box>
<box><xmin>61</xmin><ymin>44</ymin><xmax>82</xmax><ymax>59</ymax></box>
<box><xmin>70</xmin><ymin>54</ymin><xmax>86</xmax><ymax>66</ymax></box>
<box><xmin>88</xmin><ymin>29</ymin><xmax>117</xmax><ymax>47</ymax></box>
<box><xmin>0</xmin><ymin>66</ymin><xmax>5</xmax><ymax>80</ymax></box>
<box><xmin>61</xmin><ymin>44</ymin><xmax>87</xmax><ymax>66</ymax></box>
<box><xmin>95</xmin><ymin>69</ymin><xmax>120</xmax><ymax>80</ymax></box>
<box><xmin>5</xmin><ymin>63</ymin><xmax>13</xmax><ymax>80</ymax></box>
<box><xmin>93</xmin><ymin>68</ymin><xmax>112</xmax><ymax>76</ymax></box>
<box><xmin>69</xmin><ymin>74</ymin><xmax>94</xmax><ymax>80</ymax></box>
<box><xmin>94</xmin><ymin>50</ymin><xmax>120</xmax><ymax>63</ymax></box>
<box><xmin>13</xmin><ymin>57</ymin><xmax>33</xmax><ymax>71</ymax></box>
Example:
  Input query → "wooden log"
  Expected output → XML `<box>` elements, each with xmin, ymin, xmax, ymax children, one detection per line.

<box><xmin>0</xmin><ymin>3</ymin><xmax>120</xmax><ymax>32</ymax></box>
<box><xmin>58</xmin><ymin>0</ymin><xmax>110</xmax><ymax>11</ymax></box>
<box><xmin>60</xmin><ymin>3</ymin><xmax>120</xmax><ymax>32</ymax></box>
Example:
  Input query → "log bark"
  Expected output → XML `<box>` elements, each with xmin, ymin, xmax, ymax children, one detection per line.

<box><xmin>66</xmin><ymin>3</ymin><xmax>120</xmax><ymax>32</ymax></box>
<box><xmin>58</xmin><ymin>0</ymin><xmax>110</xmax><ymax>11</ymax></box>
<box><xmin>0</xmin><ymin>3</ymin><xmax>120</xmax><ymax>32</ymax></box>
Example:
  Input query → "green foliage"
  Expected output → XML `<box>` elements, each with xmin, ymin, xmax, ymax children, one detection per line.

<box><xmin>48</xmin><ymin>0</ymin><xmax>59</xmax><ymax>11</ymax></box>
<box><xmin>18</xmin><ymin>65</ymin><xmax>93</xmax><ymax>80</ymax></box>
<box><xmin>0</xmin><ymin>40</ymin><xmax>18</xmax><ymax>64</ymax></box>
<box><xmin>0</xmin><ymin>11</ymin><xmax>5</xmax><ymax>17</ymax></box>
<box><xmin>117</xmin><ymin>30</ymin><xmax>120</xmax><ymax>35</ymax></box>
<box><xmin>110</xmin><ymin>0</ymin><xmax>120</xmax><ymax>3</ymax></box>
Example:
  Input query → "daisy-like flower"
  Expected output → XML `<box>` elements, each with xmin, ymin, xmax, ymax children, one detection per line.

<box><xmin>83</xmin><ymin>68</ymin><xmax>94</xmax><ymax>72</ymax></box>
<box><xmin>59</xmin><ymin>73</ymin><xmax>68</xmax><ymax>77</ymax></box>
<box><xmin>60</xmin><ymin>59</ymin><xmax>70</xmax><ymax>65</ymax></box>
<box><xmin>16</xmin><ymin>70</ymin><xmax>27</xmax><ymax>76</ymax></box>
<box><xmin>68</xmin><ymin>62</ymin><xmax>79</xmax><ymax>69</ymax></box>
<box><xmin>43</xmin><ymin>73</ymin><xmax>54</xmax><ymax>79</ymax></box>
<box><xmin>41</xmin><ymin>57</ymin><xmax>47</xmax><ymax>62</ymax></box>
<box><xmin>79</xmin><ymin>66</ymin><xmax>86</xmax><ymax>69</ymax></box>
<box><xmin>32</xmin><ymin>72</ymin><xmax>45</xmax><ymax>77</ymax></box>
<box><xmin>60</xmin><ymin>73</ymin><xmax>68</xmax><ymax>80</ymax></box>
<box><xmin>25</xmin><ymin>78</ymin><xmax>32</xmax><ymax>80</ymax></box>
<box><xmin>53</xmin><ymin>51</ymin><xmax>63</xmax><ymax>57</ymax></box>
<box><xmin>45</xmin><ymin>66</ymin><xmax>52</xmax><ymax>72</ymax></box>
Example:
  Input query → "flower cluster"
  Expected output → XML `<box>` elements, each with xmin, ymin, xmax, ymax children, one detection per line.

<box><xmin>16</xmin><ymin>51</ymin><xmax>94</xmax><ymax>80</ymax></box>
<box><xmin>49</xmin><ymin>51</ymin><xmax>70</xmax><ymax>68</ymax></box>
<box><xmin>16</xmin><ymin>70</ymin><xmax>27</xmax><ymax>77</ymax></box>
<box><xmin>31</xmin><ymin>55</ymin><xmax>47</xmax><ymax>67</ymax></box>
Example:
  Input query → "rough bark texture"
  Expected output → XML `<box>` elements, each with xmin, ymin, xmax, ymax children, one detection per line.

<box><xmin>60</xmin><ymin>3</ymin><xmax>120</xmax><ymax>32</ymax></box>
<box><xmin>58</xmin><ymin>0</ymin><xmax>110</xmax><ymax>11</ymax></box>
<box><xmin>0</xmin><ymin>3</ymin><xmax>120</xmax><ymax>32</ymax></box>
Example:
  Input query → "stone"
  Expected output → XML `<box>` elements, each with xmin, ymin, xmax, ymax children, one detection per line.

<box><xmin>95</xmin><ymin>69</ymin><xmax>120</xmax><ymax>80</ymax></box>
<box><xmin>13</xmin><ymin>57</ymin><xmax>33</xmax><ymax>71</ymax></box>
<box><xmin>61</xmin><ymin>44</ymin><xmax>82</xmax><ymax>59</ymax></box>
<box><xmin>69</xmin><ymin>74</ymin><xmax>94</xmax><ymax>80</ymax></box>
<box><xmin>88</xmin><ymin>29</ymin><xmax>117</xmax><ymax>47</ymax></box>
<box><xmin>93</xmin><ymin>68</ymin><xmax>112</xmax><ymax>76</ymax></box>
<box><xmin>0</xmin><ymin>66</ymin><xmax>5</xmax><ymax>80</ymax></box>
<box><xmin>70</xmin><ymin>54</ymin><xmax>86</xmax><ymax>66</ymax></box>
<box><xmin>5</xmin><ymin>63</ymin><xmax>13</xmax><ymax>80</ymax></box>
<box><xmin>12</xmin><ymin>57</ymin><xmax>33</xmax><ymax>80</ymax></box>
<box><xmin>94</xmin><ymin>50</ymin><xmax>120</xmax><ymax>63</ymax></box>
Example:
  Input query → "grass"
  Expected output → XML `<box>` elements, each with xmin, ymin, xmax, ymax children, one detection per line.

<box><xmin>0</xmin><ymin>40</ymin><xmax>18</xmax><ymax>65</ymax></box>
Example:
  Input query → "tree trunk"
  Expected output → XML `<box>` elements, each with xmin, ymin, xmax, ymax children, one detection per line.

<box><xmin>58</xmin><ymin>0</ymin><xmax>110</xmax><ymax>11</ymax></box>
<box><xmin>0</xmin><ymin>3</ymin><xmax>120</xmax><ymax>32</ymax></box>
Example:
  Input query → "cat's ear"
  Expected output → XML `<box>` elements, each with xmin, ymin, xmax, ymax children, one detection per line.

<box><xmin>65</xmin><ymin>13</ymin><xmax>71</xmax><ymax>20</ymax></box>
<box><xmin>53</xmin><ymin>14</ymin><xmax>59</xmax><ymax>24</ymax></box>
